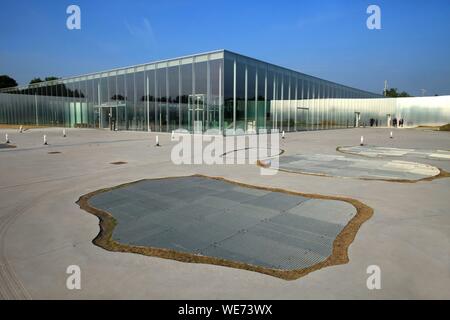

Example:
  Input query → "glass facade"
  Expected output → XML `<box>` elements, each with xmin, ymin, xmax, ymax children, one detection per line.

<box><xmin>1</xmin><ymin>50</ymin><xmax>449</xmax><ymax>132</ymax></box>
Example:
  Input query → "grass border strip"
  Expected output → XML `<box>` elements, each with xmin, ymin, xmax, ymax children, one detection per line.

<box><xmin>0</xmin><ymin>143</ymin><xmax>17</xmax><ymax>149</ymax></box>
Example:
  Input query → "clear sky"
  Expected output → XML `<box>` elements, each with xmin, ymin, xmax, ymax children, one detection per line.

<box><xmin>1</xmin><ymin>0</ymin><xmax>449</xmax><ymax>95</ymax></box>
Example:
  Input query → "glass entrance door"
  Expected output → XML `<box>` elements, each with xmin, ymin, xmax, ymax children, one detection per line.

<box><xmin>296</xmin><ymin>106</ymin><xmax>309</xmax><ymax>131</ymax></box>
<box><xmin>94</xmin><ymin>107</ymin><xmax>110</xmax><ymax>129</ymax></box>
<box><xmin>354</xmin><ymin>112</ymin><xmax>361</xmax><ymax>128</ymax></box>
<box><xmin>116</xmin><ymin>105</ymin><xmax>127</xmax><ymax>130</ymax></box>
<box><xmin>110</xmin><ymin>107</ymin><xmax>116</xmax><ymax>131</ymax></box>
<box><xmin>95</xmin><ymin>105</ymin><xmax>127</xmax><ymax>130</ymax></box>
<box><xmin>188</xmin><ymin>94</ymin><xmax>205</xmax><ymax>133</ymax></box>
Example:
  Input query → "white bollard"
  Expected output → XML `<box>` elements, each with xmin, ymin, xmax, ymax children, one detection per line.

<box><xmin>5</xmin><ymin>133</ymin><xmax>10</xmax><ymax>144</ymax></box>
<box><xmin>360</xmin><ymin>136</ymin><xmax>364</xmax><ymax>146</ymax></box>
<box><xmin>19</xmin><ymin>125</ymin><xmax>23</xmax><ymax>133</ymax></box>
<box><xmin>390</xmin><ymin>131</ymin><xmax>393</xmax><ymax>139</ymax></box>
<box><xmin>282</xmin><ymin>131</ymin><xmax>285</xmax><ymax>139</ymax></box>
<box><xmin>63</xmin><ymin>129</ymin><xmax>66</xmax><ymax>137</ymax></box>
<box><xmin>156</xmin><ymin>135</ymin><xmax>160</xmax><ymax>147</ymax></box>
<box><xmin>43</xmin><ymin>135</ymin><xmax>48</xmax><ymax>145</ymax></box>
<box><xmin>171</xmin><ymin>130</ymin><xmax>174</xmax><ymax>140</ymax></box>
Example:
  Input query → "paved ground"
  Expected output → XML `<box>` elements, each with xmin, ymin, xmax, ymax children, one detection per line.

<box><xmin>0</xmin><ymin>127</ymin><xmax>449</xmax><ymax>299</ymax></box>
<box><xmin>276</xmin><ymin>154</ymin><xmax>440</xmax><ymax>181</ymax></box>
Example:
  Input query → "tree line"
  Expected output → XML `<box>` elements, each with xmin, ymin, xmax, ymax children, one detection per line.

<box><xmin>3</xmin><ymin>74</ymin><xmax>439</xmax><ymax>97</ymax></box>
<box><xmin>0</xmin><ymin>75</ymin><xmax>60</xmax><ymax>89</ymax></box>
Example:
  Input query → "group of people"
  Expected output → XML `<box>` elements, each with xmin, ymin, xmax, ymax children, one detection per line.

<box><xmin>392</xmin><ymin>118</ymin><xmax>404</xmax><ymax>127</ymax></box>
<box><xmin>369</xmin><ymin>118</ymin><xmax>379</xmax><ymax>127</ymax></box>
<box><xmin>368</xmin><ymin>117</ymin><xmax>405</xmax><ymax>127</ymax></box>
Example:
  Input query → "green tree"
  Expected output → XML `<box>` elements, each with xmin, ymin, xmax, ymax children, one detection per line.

<box><xmin>30</xmin><ymin>78</ymin><xmax>43</xmax><ymax>84</ymax></box>
<box><xmin>111</xmin><ymin>94</ymin><xmax>125</xmax><ymax>101</ymax></box>
<box><xmin>0</xmin><ymin>75</ymin><xmax>18</xmax><ymax>89</ymax></box>
<box><xmin>384</xmin><ymin>88</ymin><xmax>412</xmax><ymax>97</ymax></box>
<box><xmin>29</xmin><ymin>76</ymin><xmax>59</xmax><ymax>85</ymax></box>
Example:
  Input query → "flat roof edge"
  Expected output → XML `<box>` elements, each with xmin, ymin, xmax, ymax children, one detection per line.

<box><xmin>1</xmin><ymin>49</ymin><xmax>226</xmax><ymax>91</ymax></box>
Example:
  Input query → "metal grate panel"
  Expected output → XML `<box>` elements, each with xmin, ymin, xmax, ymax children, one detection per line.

<box><xmin>90</xmin><ymin>177</ymin><xmax>355</xmax><ymax>271</ymax></box>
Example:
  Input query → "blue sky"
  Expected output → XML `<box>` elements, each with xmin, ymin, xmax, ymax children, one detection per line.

<box><xmin>0</xmin><ymin>0</ymin><xmax>449</xmax><ymax>95</ymax></box>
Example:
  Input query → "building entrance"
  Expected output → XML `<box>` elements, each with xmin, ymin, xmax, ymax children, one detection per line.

<box><xmin>188</xmin><ymin>94</ymin><xmax>205</xmax><ymax>133</ymax></box>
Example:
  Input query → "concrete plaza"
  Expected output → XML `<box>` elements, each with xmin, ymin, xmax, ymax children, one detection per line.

<box><xmin>0</xmin><ymin>127</ymin><xmax>449</xmax><ymax>299</ymax></box>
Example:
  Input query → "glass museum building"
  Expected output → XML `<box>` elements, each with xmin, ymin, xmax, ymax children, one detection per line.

<box><xmin>1</xmin><ymin>50</ymin><xmax>449</xmax><ymax>133</ymax></box>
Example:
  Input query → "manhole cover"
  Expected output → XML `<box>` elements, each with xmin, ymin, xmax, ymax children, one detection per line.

<box><xmin>110</xmin><ymin>161</ymin><xmax>128</xmax><ymax>165</ymax></box>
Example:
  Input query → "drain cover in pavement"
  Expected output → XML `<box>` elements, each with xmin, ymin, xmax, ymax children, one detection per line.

<box><xmin>78</xmin><ymin>175</ymin><xmax>372</xmax><ymax>280</ymax></box>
